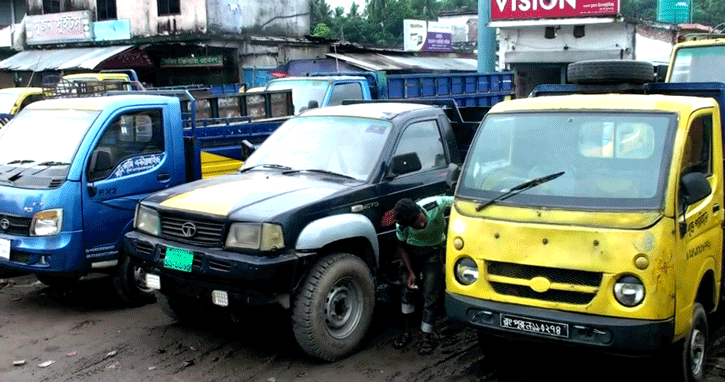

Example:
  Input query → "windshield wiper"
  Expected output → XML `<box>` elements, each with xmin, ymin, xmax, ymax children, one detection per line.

<box><xmin>476</xmin><ymin>171</ymin><xmax>565</xmax><ymax>212</ymax></box>
<box><xmin>239</xmin><ymin>164</ymin><xmax>292</xmax><ymax>173</ymax></box>
<box><xmin>4</xmin><ymin>159</ymin><xmax>35</xmax><ymax>165</ymax></box>
<box><xmin>36</xmin><ymin>161</ymin><xmax>70</xmax><ymax>167</ymax></box>
<box><xmin>283</xmin><ymin>169</ymin><xmax>357</xmax><ymax>180</ymax></box>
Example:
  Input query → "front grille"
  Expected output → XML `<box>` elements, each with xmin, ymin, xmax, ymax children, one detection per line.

<box><xmin>486</xmin><ymin>260</ymin><xmax>602</xmax><ymax>305</ymax></box>
<box><xmin>160</xmin><ymin>215</ymin><xmax>225</xmax><ymax>247</ymax></box>
<box><xmin>0</xmin><ymin>213</ymin><xmax>32</xmax><ymax>236</ymax></box>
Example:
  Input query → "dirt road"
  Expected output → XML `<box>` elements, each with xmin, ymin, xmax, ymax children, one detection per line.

<box><xmin>2</xmin><ymin>274</ymin><xmax>725</xmax><ymax>382</ymax></box>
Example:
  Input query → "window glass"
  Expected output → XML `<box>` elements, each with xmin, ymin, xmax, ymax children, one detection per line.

<box><xmin>88</xmin><ymin>109</ymin><xmax>164</xmax><ymax>181</ymax></box>
<box><xmin>158</xmin><ymin>0</ymin><xmax>180</xmax><ymax>15</ymax></box>
<box><xmin>328</xmin><ymin>83</ymin><xmax>364</xmax><ymax>106</ymax></box>
<box><xmin>97</xmin><ymin>0</ymin><xmax>117</xmax><ymax>20</ymax></box>
<box><xmin>393</xmin><ymin>120</ymin><xmax>446</xmax><ymax>171</ymax></box>
<box><xmin>682</xmin><ymin>114</ymin><xmax>713</xmax><ymax>175</ymax></box>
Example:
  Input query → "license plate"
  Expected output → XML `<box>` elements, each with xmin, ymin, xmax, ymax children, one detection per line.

<box><xmin>500</xmin><ymin>313</ymin><xmax>569</xmax><ymax>338</ymax></box>
<box><xmin>163</xmin><ymin>247</ymin><xmax>193</xmax><ymax>272</ymax></box>
<box><xmin>0</xmin><ymin>238</ymin><xmax>9</xmax><ymax>260</ymax></box>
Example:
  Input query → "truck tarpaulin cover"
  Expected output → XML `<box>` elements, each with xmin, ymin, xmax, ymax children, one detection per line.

<box><xmin>491</xmin><ymin>0</ymin><xmax>619</xmax><ymax>20</ymax></box>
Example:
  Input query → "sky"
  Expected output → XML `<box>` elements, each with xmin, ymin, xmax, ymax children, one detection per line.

<box><xmin>326</xmin><ymin>0</ymin><xmax>361</xmax><ymax>13</ymax></box>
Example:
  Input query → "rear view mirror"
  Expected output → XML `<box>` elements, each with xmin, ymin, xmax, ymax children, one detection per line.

<box><xmin>90</xmin><ymin>148</ymin><xmax>114</xmax><ymax>173</ymax></box>
<box><xmin>681</xmin><ymin>172</ymin><xmax>711</xmax><ymax>207</ymax></box>
<box><xmin>387</xmin><ymin>152</ymin><xmax>422</xmax><ymax>178</ymax></box>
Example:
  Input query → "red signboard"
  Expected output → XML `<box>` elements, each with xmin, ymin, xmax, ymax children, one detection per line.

<box><xmin>491</xmin><ymin>0</ymin><xmax>619</xmax><ymax>20</ymax></box>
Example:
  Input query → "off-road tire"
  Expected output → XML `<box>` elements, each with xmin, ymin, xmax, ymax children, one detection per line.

<box><xmin>675</xmin><ymin>303</ymin><xmax>708</xmax><ymax>382</ymax></box>
<box><xmin>292</xmin><ymin>253</ymin><xmax>375</xmax><ymax>362</ymax></box>
<box><xmin>157</xmin><ymin>292</ymin><xmax>208</xmax><ymax>326</ymax></box>
<box><xmin>567</xmin><ymin>60</ymin><xmax>654</xmax><ymax>84</ymax></box>
<box><xmin>112</xmin><ymin>252</ymin><xmax>156</xmax><ymax>306</ymax></box>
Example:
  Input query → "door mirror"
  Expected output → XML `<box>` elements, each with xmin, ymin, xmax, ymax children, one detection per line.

<box><xmin>387</xmin><ymin>152</ymin><xmax>422</xmax><ymax>179</ymax></box>
<box><xmin>241</xmin><ymin>140</ymin><xmax>255</xmax><ymax>161</ymax></box>
<box><xmin>88</xmin><ymin>148</ymin><xmax>114</xmax><ymax>182</ymax></box>
<box><xmin>681</xmin><ymin>172</ymin><xmax>711</xmax><ymax>207</ymax></box>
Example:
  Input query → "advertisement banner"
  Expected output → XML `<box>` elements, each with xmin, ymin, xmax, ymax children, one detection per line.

<box><xmin>491</xmin><ymin>0</ymin><xmax>619</xmax><ymax>21</ymax></box>
<box><xmin>404</xmin><ymin>20</ymin><xmax>452</xmax><ymax>52</ymax></box>
<box><xmin>26</xmin><ymin>11</ymin><xmax>94</xmax><ymax>44</ymax></box>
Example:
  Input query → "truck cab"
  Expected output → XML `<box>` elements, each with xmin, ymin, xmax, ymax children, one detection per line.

<box><xmin>264</xmin><ymin>76</ymin><xmax>372</xmax><ymax>113</ymax></box>
<box><xmin>445</xmin><ymin>60</ymin><xmax>725</xmax><ymax>381</ymax></box>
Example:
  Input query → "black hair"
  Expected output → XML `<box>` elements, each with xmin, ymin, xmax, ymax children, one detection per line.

<box><xmin>394</xmin><ymin>198</ymin><xmax>421</xmax><ymax>228</ymax></box>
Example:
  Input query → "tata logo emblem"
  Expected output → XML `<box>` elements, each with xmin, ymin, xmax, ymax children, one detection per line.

<box><xmin>0</xmin><ymin>218</ymin><xmax>8</xmax><ymax>230</ymax></box>
<box><xmin>181</xmin><ymin>222</ymin><xmax>197</xmax><ymax>237</ymax></box>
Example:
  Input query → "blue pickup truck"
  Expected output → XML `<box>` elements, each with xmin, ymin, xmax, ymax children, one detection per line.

<box><xmin>262</xmin><ymin>71</ymin><xmax>513</xmax><ymax>113</ymax></box>
<box><xmin>0</xmin><ymin>89</ymin><xmax>292</xmax><ymax>304</ymax></box>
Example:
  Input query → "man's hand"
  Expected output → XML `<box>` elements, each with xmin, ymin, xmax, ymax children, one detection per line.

<box><xmin>407</xmin><ymin>273</ymin><xmax>417</xmax><ymax>289</ymax></box>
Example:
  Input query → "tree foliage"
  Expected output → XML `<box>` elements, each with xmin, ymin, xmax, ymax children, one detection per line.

<box><xmin>314</xmin><ymin>0</ymin><xmax>725</xmax><ymax>48</ymax></box>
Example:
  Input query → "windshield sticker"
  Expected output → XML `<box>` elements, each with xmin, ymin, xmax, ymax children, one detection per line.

<box><xmin>112</xmin><ymin>153</ymin><xmax>164</xmax><ymax>178</ymax></box>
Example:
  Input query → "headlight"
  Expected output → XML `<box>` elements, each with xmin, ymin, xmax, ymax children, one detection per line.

<box><xmin>226</xmin><ymin>223</ymin><xmax>284</xmax><ymax>251</ymax></box>
<box><xmin>613</xmin><ymin>275</ymin><xmax>645</xmax><ymax>307</ymax></box>
<box><xmin>135</xmin><ymin>205</ymin><xmax>160</xmax><ymax>236</ymax></box>
<box><xmin>454</xmin><ymin>257</ymin><xmax>478</xmax><ymax>285</ymax></box>
<box><xmin>30</xmin><ymin>209</ymin><xmax>63</xmax><ymax>236</ymax></box>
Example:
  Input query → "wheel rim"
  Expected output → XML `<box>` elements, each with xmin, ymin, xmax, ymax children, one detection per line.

<box><xmin>132</xmin><ymin>264</ymin><xmax>153</xmax><ymax>293</ymax></box>
<box><xmin>324</xmin><ymin>277</ymin><xmax>363</xmax><ymax>339</ymax></box>
<box><xmin>690</xmin><ymin>327</ymin><xmax>705</xmax><ymax>376</ymax></box>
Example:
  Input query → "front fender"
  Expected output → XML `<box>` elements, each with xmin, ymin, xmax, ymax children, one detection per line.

<box><xmin>295</xmin><ymin>214</ymin><xmax>379</xmax><ymax>265</ymax></box>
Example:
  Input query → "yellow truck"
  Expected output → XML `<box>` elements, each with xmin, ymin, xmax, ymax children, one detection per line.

<box><xmin>0</xmin><ymin>87</ymin><xmax>44</xmax><ymax>126</ymax></box>
<box><xmin>445</xmin><ymin>56</ymin><xmax>725</xmax><ymax>381</ymax></box>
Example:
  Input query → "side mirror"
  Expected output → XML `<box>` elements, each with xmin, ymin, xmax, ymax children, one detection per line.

<box><xmin>681</xmin><ymin>172</ymin><xmax>711</xmax><ymax>207</ymax></box>
<box><xmin>241</xmin><ymin>140</ymin><xmax>255</xmax><ymax>161</ymax></box>
<box><xmin>387</xmin><ymin>152</ymin><xmax>422</xmax><ymax>179</ymax></box>
<box><xmin>679</xmin><ymin>172</ymin><xmax>711</xmax><ymax>238</ymax></box>
<box><xmin>445</xmin><ymin>163</ymin><xmax>461</xmax><ymax>190</ymax></box>
<box><xmin>90</xmin><ymin>148</ymin><xmax>114</xmax><ymax>173</ymax></box>
<box><xmin>308</xmin><ymin>100</ymin><xmax>319</xmax><ymax>109</ymax></box>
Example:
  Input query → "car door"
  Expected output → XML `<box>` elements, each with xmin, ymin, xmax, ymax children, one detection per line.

<box><xmin>81</xmin><ymin>107</ymin><xmax>173</xmax><ymax>264</ymax></box>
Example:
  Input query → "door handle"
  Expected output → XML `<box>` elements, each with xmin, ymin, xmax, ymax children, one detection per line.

<box><xmin>714</xmin><ymin>204</ymin><xmax>721</xmax><ymax>213</ymax></box>
<box><xmin>157</xmin><ymin>173</ymin><xmax>170</xmax><ymax>181</ymax></box>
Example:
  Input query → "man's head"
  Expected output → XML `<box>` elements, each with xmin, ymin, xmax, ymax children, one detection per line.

<box><xmin>394</xmin><ymin>198</ymin><xmax>427</xmax><ymax>229</ymax></box>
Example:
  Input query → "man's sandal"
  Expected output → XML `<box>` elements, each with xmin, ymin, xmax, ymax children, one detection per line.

<box><xmin>393</xmin><ymin>332</ymin><xmax>412</xmax><ymax>349</ymax></box>
<box><xmin>418</xmin><ymin>337</ymin><xmax>436</xmax><ymax>355</ymax></box>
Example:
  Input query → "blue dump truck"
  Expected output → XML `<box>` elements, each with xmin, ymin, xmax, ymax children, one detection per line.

<box><xmin>262</xmin><ymin>71</ymin><xmax>513</xmax><ymax>113</ymax></box>
<box><xmin>0</xmin><ymin>88</ymin><xmax>293</xmax><ymax>304</ymax></box>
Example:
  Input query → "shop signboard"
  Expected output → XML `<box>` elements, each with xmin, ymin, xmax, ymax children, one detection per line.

<box><xmin>26</xmin><ymin>11</ymin><xmax>93</xmax><ymax>44</ymax></box>
<box><xmin>161</xmin><ymin>56</ymin><xmax>224</xmax><ymax>67</ymax></box>
<box><xmin>491</xmin><ymin>0</ymin><xmax>619</xmax><ymax>20</ymax></box>
<box><xmin>404</xmin><ymin>20</ymin><xmax>452</xmax><ymax>52</ymax></box>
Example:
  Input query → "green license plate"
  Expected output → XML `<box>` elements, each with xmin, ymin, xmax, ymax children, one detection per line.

<box><xmin>164</xmin><ymin>247</ymin><xmax>193</xmax><ymax>272</ymax></box>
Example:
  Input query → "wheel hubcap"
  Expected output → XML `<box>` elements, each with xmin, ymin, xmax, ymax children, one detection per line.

<box><xmin>690</xmin><ymin>328</ymin><xmax>705</xmax><ymax>375</ymax></box>
<box><xmin>324</xmin><ymin>278</ymin><xmax>362</xmax><ymax>339</ymax></box>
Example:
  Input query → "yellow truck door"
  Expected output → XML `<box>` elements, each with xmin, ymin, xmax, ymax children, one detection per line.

<box><xmin>674</xmin><ymin>108</ymin><xmax>724</xmax><ymax>339</ymax></box>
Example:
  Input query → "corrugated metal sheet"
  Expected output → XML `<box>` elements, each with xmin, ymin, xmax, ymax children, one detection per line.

<box><xmin>326</xmin><ymin>53</ymin><xmax>477</xmax><ymax>71</ymax></box>
<box><xmin>0</xmin><ymin>45</ymin><xmax>133</xmax><ymax>71</ymax></box>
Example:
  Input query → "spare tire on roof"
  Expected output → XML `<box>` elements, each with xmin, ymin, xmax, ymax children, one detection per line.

<box><xmin>567</xmin><ymin>60</ymin><xmax>654</xmax><ymax>84</ymax></box>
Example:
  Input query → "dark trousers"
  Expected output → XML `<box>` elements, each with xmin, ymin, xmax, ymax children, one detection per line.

<box><xmin>400</xmin><ymin>243</ymin><xmax>444</xmax><ymax>333</ymax></box>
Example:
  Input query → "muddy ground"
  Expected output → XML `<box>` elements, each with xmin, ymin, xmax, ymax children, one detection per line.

<box><xmin>2</xmin><ymin>273</ymin><xmax>725</xmax><ymax>382</ymax></box>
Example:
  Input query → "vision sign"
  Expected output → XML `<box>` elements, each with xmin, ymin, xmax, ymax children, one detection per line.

<box><xmin>491</xmin><ymin>0</ymin><xmax>619</xmax><ymax>20</ymax></box>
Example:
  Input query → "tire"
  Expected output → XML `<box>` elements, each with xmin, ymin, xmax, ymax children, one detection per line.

<box><xmin>676</xmin><ymin>303</ymin><xmax>708</xmax><ymax>382</ymax></box>
<box><xmin>567</xmin><ymin>60</ymin><xmax>654</xmax><ymax>84</ymax></box>
<box><xmin>36</xmin><ymin>274</ymin><xmax>80</xmax><ymax>289</ymax></box>
<box><xmin>157</xmin><ymin>292</ymin><xmax>207</xmax><ymax>326</ymax></box>
<box><xmin>292</xmin><ymin>253</ymin><xmax>375</xmax><ymax>362</ymax></box>
<box><xmin>112</xmin><ymin>252</ymin><xmax>156</xmax><ymax>306</ymax></box>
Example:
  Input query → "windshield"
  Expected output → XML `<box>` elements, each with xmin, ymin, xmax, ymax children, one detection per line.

<box><xmin>670</xmin><ymin>45</ymin><xmax>725</xmax><ymax>82</ymax></box>
<box><xmin>242</xmin><ymin>116</ymin><xmax>392</xmax><ymax>181</ymax></box>
<box><xmin>458</xmin><ymin>112</ymin><xmax>676</xmax><ymax>210</ymax></box>
<box><xmin>267</xmin><ymin>80</ymin><xmax>330</xmax><ymax>113</ymax></box>
<box><xmin>0</xmin><ymin>109</ymin><xmax>100</xmax><ymax>165</ymax></box>
<box><xmin>0</xmin><ymin>92</ymin><xmax>21</xmax><ymax>114</ymax></box>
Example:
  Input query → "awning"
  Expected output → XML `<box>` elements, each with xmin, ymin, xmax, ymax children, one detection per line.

<box><xmin>0</xmin><ymin>45</ymin><xmax>134</xmax><ymax>71</ymax></box>
<box><xmin>326</xmin><ymin>53</ymin><xmax>477</xmax><ymax>71</ymax></box>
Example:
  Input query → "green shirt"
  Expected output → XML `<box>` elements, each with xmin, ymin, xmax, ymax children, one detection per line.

<box><xmin>396</xmin><ymin>195</ymin><xmax>454</xmax><ymax>247</ymax></box>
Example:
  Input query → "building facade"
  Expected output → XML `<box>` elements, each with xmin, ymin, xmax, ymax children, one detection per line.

<box><xmin>0</xmin><ymin>0</ymin><xmax>325</xmax><ymax>87</ymax></box>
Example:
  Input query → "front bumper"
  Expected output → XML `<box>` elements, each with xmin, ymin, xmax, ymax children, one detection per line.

<box><xmin>124</xmin><ymin>231</ymin><xmax>304</xmax><ymax>305</ymax></box>
<box><xmin>0</xmin><ymin>231</ymin><xmax>86</xmax><ymax>274</ymax></box>
<box><xmin>446</xmin><ymin>292</ymin><xmax>674</xmax><ymax>353</ymax></box>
